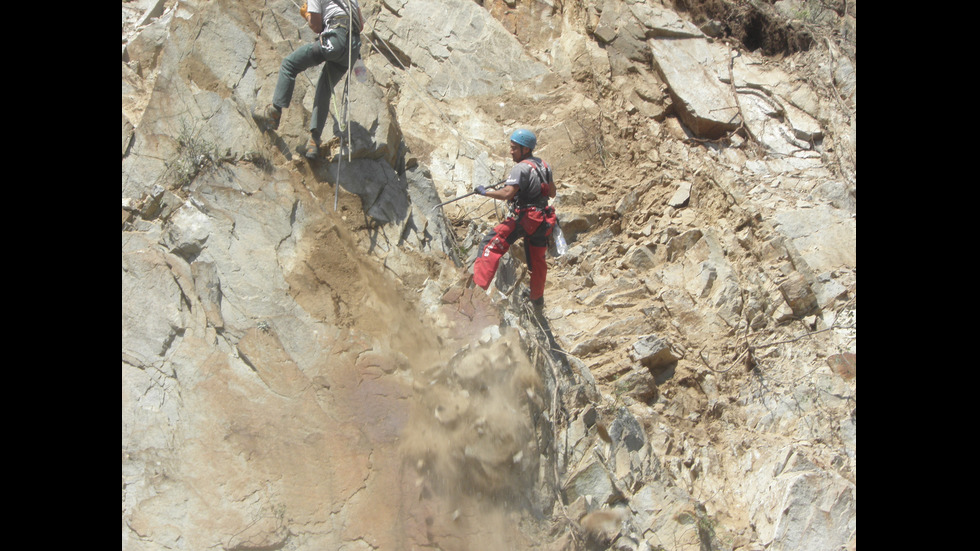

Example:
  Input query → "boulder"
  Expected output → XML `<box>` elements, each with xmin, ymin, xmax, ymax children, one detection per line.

<box><xmin>564</xmin><ymin>456</ymin><xmax>619</xmax><ymax>506</ymax></box>
<box><xmin>668</xmin><ymin>181</ymin><xmax>692</xmax><ymax>208</ymax></box>
<box><xmin>650</xmin><ymin>37</ymin><xmax>740</xmax><ymax>139</ymax></box>
<box><xmin>628</xmin><ymin>334</ymin><xmax>679</xmax><ymax>377</ymax></box>
<box><xmin>778</xmin><ymin>272</ymin><xmax>817</xmax><ymax>316</ymax></box>
<box><xmin>373</xmin><ymin>0</ymin><xmax>548</xmax><ymax>99</ymax></box>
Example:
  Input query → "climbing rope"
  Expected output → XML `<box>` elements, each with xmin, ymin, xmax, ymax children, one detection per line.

<box><xmin>273</xmin><ymin>1</ymin><xmax>505</xmax><ymax>217</ymax></box>
<box><xmin>275</xmin><ymin>0</ymin><xmax>352</xmax><ymax>210</ymax></box>
<box><xmin>331</xmin><ymin>0</ymin><xmax>353</xmax><ymax>211</ymax></box>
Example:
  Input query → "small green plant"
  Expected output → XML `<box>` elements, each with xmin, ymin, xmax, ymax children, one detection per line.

<box><xmin>697</xmin><ymin>513</ymin><xmax>718</xmax><ymax>543</ymax></box>
<box><xmin>166</xmin><ymin>119</ymin><xmax>222</xmax><ymax>188</ymax></box>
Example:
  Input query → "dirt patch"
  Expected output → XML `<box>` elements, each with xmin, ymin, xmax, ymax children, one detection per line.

<box><xmin>285</xmin><ymin>220</ymin><xmax>363</xmax><ymax>328</ymax></box>
<box><xmin>827</xmin><ymin>352</ymin><xmax>856</xmax><ymax>380</ymax></box>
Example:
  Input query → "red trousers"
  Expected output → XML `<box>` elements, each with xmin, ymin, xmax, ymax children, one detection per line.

<box><xmin>473</xmin><ymin>207</ymin><xmax>555</xmax><ymax>300</ymax></box>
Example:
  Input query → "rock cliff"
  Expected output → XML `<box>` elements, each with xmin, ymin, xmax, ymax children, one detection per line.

<box><xmin>122</xmin><ymin>0</ymin><xmax>856</xmax><ymax>549</ymax></box>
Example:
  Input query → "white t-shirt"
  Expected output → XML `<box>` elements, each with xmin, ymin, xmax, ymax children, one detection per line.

<box><xmin>308</xmin><ymin>0</ymin><xmax>361</xmax><ymax>30</ymax></box>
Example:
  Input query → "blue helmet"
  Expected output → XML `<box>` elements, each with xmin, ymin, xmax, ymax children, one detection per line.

<box><xmin>509</xmin><ymin>129</ymin><xmax>537</xmax><ymax>151</ymax></box>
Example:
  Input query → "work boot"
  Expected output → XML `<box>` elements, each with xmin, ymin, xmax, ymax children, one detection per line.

<box><xmin>252</xmin><ymin>104</ymin><xmax>281</xmax><ymax>132</ymax></box>
<box><xmin>302</xmin><ymin>135</ymin><xmax>322</xmax><ymax>159</ymax></box>
<box><xmin>522</xmin><ymin>289</ymin><xmax>545</xmax><ymax>314</ymax></box>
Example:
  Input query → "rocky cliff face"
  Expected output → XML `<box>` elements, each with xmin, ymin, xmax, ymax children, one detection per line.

<box><xmin>122</xmin><ymin>0</ymin><xmax>856</xmax><ymax>549</ymax></box>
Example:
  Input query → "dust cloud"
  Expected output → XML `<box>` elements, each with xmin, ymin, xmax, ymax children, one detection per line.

<box><xmin>286</xmin><ymin>206</ymin><xmax>555</xmax><ymax>549</ymax></box>
<box><xmin>399</xmin><ymin>330</ymin><xmax>552</xmax><ymax>549</ymax></box>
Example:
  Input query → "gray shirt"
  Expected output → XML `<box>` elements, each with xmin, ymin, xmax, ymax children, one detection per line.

<box><xmin>505</xmin><ymin>157</ymin><xmax>553</xmax><ymax>208</ymax></box>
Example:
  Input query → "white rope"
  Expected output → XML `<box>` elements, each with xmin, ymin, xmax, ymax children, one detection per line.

<box><xmin>334</xmin><ymin>0</ymin><xmax>356</xmax><ymax>210</ymax></box>
<box><xmin>287</xmin><ymin>0</ymin><xmax>357</xmax><ymax>210</ymax></box>
<box><xmin>280</xmin><ymin>0</ymin><xmax>503</xmax><ymax>210</ymax></box>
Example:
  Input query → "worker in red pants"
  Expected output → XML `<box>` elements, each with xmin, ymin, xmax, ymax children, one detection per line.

<box><xmin>473</xmin><ymin>129</ymin><xmax>558</xmax><ymax>311</ymax></box>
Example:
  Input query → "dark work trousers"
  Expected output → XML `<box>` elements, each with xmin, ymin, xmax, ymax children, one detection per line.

<box><xmin>272</xmin><ymin>27</ymin><xmax>360</xmax><ymax>140</ymax></box>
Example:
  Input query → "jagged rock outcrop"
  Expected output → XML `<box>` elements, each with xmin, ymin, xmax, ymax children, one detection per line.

<box><xmin>123</xmin><ymin>0</ymin><xmax>855</xmax><ymax>549</ymax></box>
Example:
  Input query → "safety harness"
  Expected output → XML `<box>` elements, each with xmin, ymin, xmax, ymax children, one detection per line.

<box><xmin>510</xmin><ymin>158</ymin><xmax>552</xmax><ymax>213</ymax></box>
<box><xmin>319</xmin><ymin>0</ymin><xmax>361</xmax><ymax>50</ymax></box>
<box><xmin>325</xmin><ymin>0</ymin><xmax>363</xmax><ymax>34</ymax></box>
